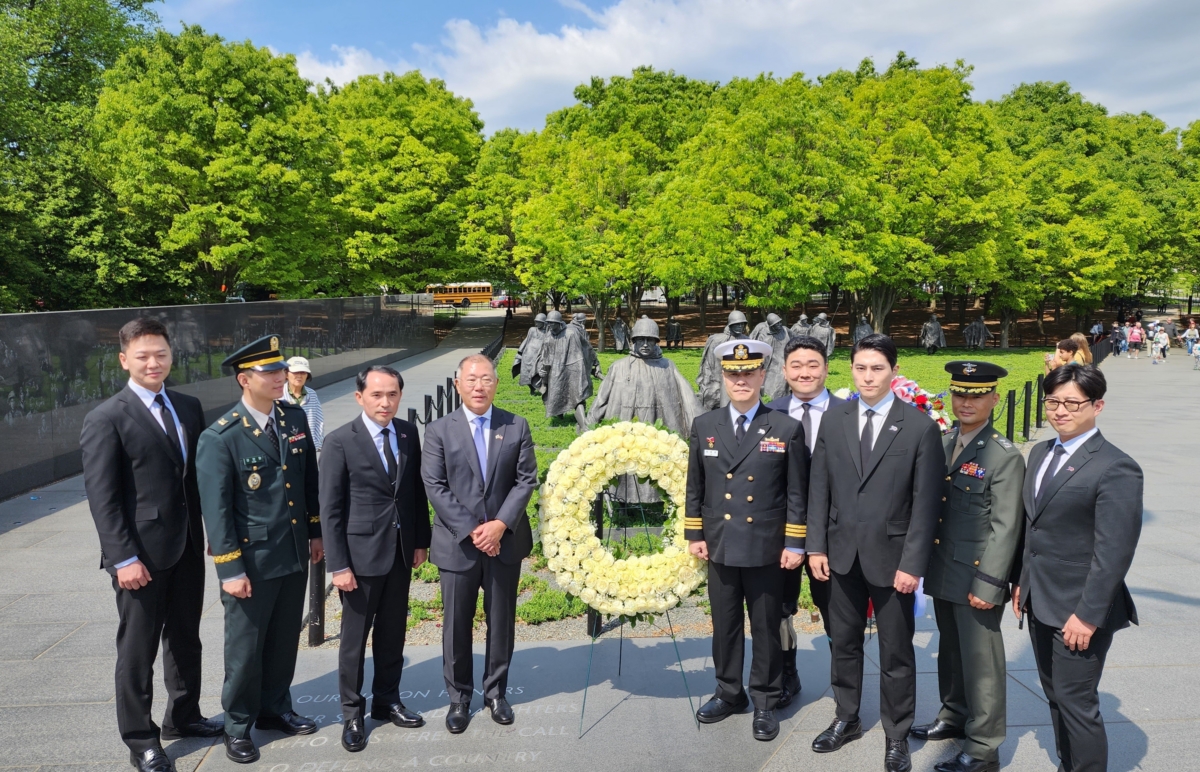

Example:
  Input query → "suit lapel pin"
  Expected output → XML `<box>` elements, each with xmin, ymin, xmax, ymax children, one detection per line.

<box><xmin>889</xmin><ymin>425</ymin><xmax>899</xmax><ymax>432</ymax></box>
<box><xmin>401</xmin><ymin>433</ymin><xmax>407</xmax><ymax>439</ymax></box>
<box><xmin>495</xmin><ymin>433</ymin><xmax>503</xmax><ymax>440</ymax></box>
<box><xmin>977</xmin><ymin>440</ymin><xmax>985</xmax><ymax>446</ymax></box>
<box><xmin>758</xmin><ymin>427</ymin><xmax>767</xmax><ymax>434</ymax></box>
<box><xmin>1067</xmin><ymin>466</ymin><xmax>1075</xmax><ymax>472</ymax></box>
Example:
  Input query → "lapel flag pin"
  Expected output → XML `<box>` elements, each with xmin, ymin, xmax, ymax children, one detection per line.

<box><xmin>889</xmin><ymin>425</ymin><xmax>899</xmax><ymax>432</ymax></box>
<box><xmin>495</xmin><ymin>433</ymin><xmax>503</xmax><ymax>440</ymax></box>
<box><xmin>758</xmin><ymin>427</ymin><xmax>767</xmax><ymax>434</ymax></box>
<box><xmin>1067</xmin><ymin>466</ymin><xmax>1075</xmax><ymax>472</ymax></box>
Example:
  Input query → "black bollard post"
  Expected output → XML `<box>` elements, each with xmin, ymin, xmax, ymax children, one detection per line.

<box><xmin>436</xmin><ymin>385</ymin><xmax>445</xmax><ymax>418</ymax></box>
<box><xmin>1022</xmin><ymin>380</ymin><xmax>1032</xmax><ymax>441</ymax></box>
<box><xmin>1035</xmin><ymin>374</ymin><xmax>1044</xmax><ymax>428</ymax></box>
<box><xmin>586</xmin><ymin>497</ymin><xmax>604</xmax><ymax>639</ymax></box>
<box><xmin>307</xmin><ymin>556</ymin><xmax>326</xmax><ymax>646</ymax></box>
<box><xmin>424</xmin><ymin>394</ymin><xmax>433</xmax><ymax>425</ymax></box>
<box><xmin>408</xmin><ymin>407</ymin><xmax>418</xmax><ymax>425</ymax></box>
<box><xmin>447</xmin><ymin>377</ymin><xmax>456</xmax><ymax>410</ymax></box>
<box><xmin>1006</xmin><ymin>389</ymin><xmax>1016</xmax><ymax>441</ymax></box>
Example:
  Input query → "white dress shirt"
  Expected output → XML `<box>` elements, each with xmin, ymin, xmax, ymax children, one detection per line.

<box><xmin>788</xmin><ymin>389</ymin><xmax>830</xmax><ymax>453</ymax></box>
<box><xmin>241</xmin><ymin>400</ymin><xmax>272</xmax><ymax>431</ymax></box>
<box><xmin>1033</xmin><ymin>427</ymin><xmax>1099</xmax><ymax>497</ymax></box>
<box><xmin>728</xmin><ymin>400</ymin><xmax>760</xmax><ymax>427</ymax></box>
<box><xmin>463</xmin><ymin>403</ymin><xmax>494</xmax><ymax>451</ymax></box>
<box><xmin>361</xmin><ymin>412</ymin><xmax>400</xmax><ymax>471</ymax></box>
<box><xmin>857</xmin><ymin>391</ymin><xmax>896</xmax><ymax>450</ymax></box>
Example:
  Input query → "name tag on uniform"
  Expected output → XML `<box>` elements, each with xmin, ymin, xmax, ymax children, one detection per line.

<box><xmin>759</xmin><ymin>438</ymin><xmax>786</xmax><ymax>453</ymax></box>
<box><xmin>959</xmin><ymin>462</ymin><xmax>986</xmax><ymax>478</ymax></box>
<box><xmin>704</xmin><ymin>449</ymin><xmax>719</xmax><ymax>457</ymax></box>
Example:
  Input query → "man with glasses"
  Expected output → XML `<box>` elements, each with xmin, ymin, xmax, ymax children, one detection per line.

<box><xmin>422</xmin><ymin>355</ymin><xmax>538</xmax><ymax>734</ymax></box>
<box><xmin>1013</xmin><ymin>363</ymin><xmax>1143</xmax><ymax>772</ymax></box>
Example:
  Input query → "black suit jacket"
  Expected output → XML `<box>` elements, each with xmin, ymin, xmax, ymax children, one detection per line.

<box><xmin>422</xmin><ymin>406</ymin><xmax>538</xmax><ymax>572</ymax></box>
<box><xmin>684</xmin><ymin>405</ymin><xmax>808</xmax><ymax>567</ymax></box>
<box><xmin>1017</xmin><ymin>431</ymin><xmax>1143</xmax><ymax>630</ymax></box>
<box><xmin>80</xmin><ymin>385</ymin><xmax>205</xmax><ymax>574</ymax></box>
<box><xmin>807</xmin><ymin>397</ymin><xmax>945</xmax><ymax>587</ymax></box>
<box><xmin>320</xmin><ymin>415</ymin><xmax>431</xmax><ymax>577</ymax></box>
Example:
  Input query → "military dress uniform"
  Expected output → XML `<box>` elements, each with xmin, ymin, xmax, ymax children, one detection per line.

<box><xmin>685</xmin><ymin>340</ymin><xmax>808</xmax><ymax>742</ymax></box>
<box><xmin>916</xmin><ymin>361</ymin><xmax>1025</xmax><ymax>772</ymax></box>
<box><xmin>196</xmin><ymin>336</ymin><xmax>321</xmax><ymax>753</ymax></box>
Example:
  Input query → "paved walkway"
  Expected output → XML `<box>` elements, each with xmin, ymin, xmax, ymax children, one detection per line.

<box><xmin>0</xmin><ymin>338</ymin><xmax>1193</xmax><ymax>771</ymax></box>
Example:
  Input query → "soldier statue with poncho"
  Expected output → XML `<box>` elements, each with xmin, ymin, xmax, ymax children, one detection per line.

<box><xmin>610</xmin><ymin>315</ymin><xmax>630</xmax><ymax>353</ymax></box>
<box><xmin>750</xmin><ymin>312</ymin><xmax>792</xmax><ymax>402</ymax></box>
<box><xmin>540</xmin><ymin>310</ymin><xmax>602</xmax><ymax>431</ymax></box>
<box><xmin>697</xmin><ymin>310</ymin><xmax>749</xmax><ymax>410</ymax></box>
<box><xmin>512</xmin><ymin>312</ymin><xmax>547</xmax><ymax>394</ymax></box>
<box><xmin>809</xmin><ymin>312</ymin><xmax>837</xmax><ymax>357</ymax></box>
<box><xmin>853</xmin><ymin>316</ymin><xmax>873</xmax><ymax>345</ymax></box>
<box><xmin>962</xmin><ymin>315</ymin><xmax>993</xmax><ymax>349</ymax></box>
<box><xmin>920</xmin><ymin>313</ymin><xmax>947</xmax><ymax>354</ymax></box>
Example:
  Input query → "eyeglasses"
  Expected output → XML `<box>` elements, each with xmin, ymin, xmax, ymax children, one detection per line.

<box><xmin>1042</xmin><ymin>397</ymin><xmax>1094</xmax><ymax>413</ymax></box>
<box><xmin>460</xmin><ymin>376</ymin><xmax>496</xmax><ymax>387</ymax></box>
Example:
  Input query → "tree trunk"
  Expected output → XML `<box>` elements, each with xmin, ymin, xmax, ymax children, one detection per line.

<box><xmin>624</xmin><ymin>280</ymin><xmax>644</xmax><ymax>322</ymax></box>
<box><xmin>928</xmin><ymin>294</ymin><xmax>937</xmax><ymax>311</ymax></box>
<box><xmin>721</xmin><ymin>284</ymin><xmax>728</xmax><ymax>308</ymax></box>
<box><xmin>999</xmin><ymin>307</ymin><xmax>1017</xmax><ymax>349</ymax></box>
<box><xmin>697</xmin><ymin>285</ymin><xmax>709</xmax><ymax>342</ymax></box>
<box><xmin>868</xmin><ymin>286</ymin><xmax>899</xmax><ymax>334</ymax></box>
<box><xmin>1036</xmin><ymin>297</ymin><xmax>1045</xmax><ymax>337</ymax></box>
<box><xmin>550</xmin><ymin>290</ymin><xmax>565</xmax><ymax>311</ymax></box>
<box><xmin>958</xmin><ymin>294</ymin><xmax>968</xmax><ymax>328</ymax></box>
<box><xmin>1054</xmin><ymin>292</ymin><xmax>1061</xmax><ymax>323</ymax></box>
<box><xmin>595</xmin><ymin>296</ymin><xmax>609</xmax><ymax>353</ymax></box>
<box><xmin>828</xmin><ymin>284</ymin><xmax>840</xmax><ymax>312</ymax></box>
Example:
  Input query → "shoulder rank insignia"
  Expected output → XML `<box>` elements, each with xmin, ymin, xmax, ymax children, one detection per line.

<box><xmin>217</xmin><ymin>418</ymin><xmax>228</xmax><ymax>426</ymax></box>
<box><xmin>959</xmin><ymin>461</ymin><xmax>986</xmax><ymax>479</ymax></box>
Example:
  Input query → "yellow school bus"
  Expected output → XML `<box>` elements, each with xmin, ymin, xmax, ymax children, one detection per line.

<box><xmin>425</xmin><ymin>282</ymin><xmax>493</xmax><ymax>308</ymax></box>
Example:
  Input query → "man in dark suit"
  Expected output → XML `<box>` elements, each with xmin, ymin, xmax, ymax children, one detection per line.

<box><xmin>197</xmin><ymin>335</ymin><xmax>322</xmax><ymax>764</ymax></box>
<box><xmin>80</xmin><ymin>317</ymin><xmax>223</xmax><ymax>772</ymax></box>
<box><xmin>807</xmin><ymin>333</ymin><xmax>944</xmax><ymax>772</ymax></box>
<box><xmin>1013</xmin><ymin>363</ymin><xmax>1142</xmax><ymax>772</ymax></box>
<box><xmin>421</xmin><ymin>353</ymin><xmax>538</xmax><ymax>734</ymax></box>
<box><xmin>765</xmin><ymin>334</ymin><xmax>844</xmax><ymax>707</ymax></box>
<box><xmin>320</xmin><ymin>366</ymin><xmax>432</xmax><ymax>752</ymax></box>
<box><xmin>686</xmin><ymin>339</ymin><xmax>808</xmax><ymax>742</ymax></box>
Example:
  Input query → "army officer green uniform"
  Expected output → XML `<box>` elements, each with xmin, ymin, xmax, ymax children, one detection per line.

<box><xmin>197</xmin><ymin>335</ymin><xmax>322</xmax><ymax>764</ymax></box>
<box><xmin>912</xmin><ymin>361</ymin><xmax>1025</xmax><ymax>772</ymax></box>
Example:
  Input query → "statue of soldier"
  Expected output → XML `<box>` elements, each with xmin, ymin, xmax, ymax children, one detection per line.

<box><xmin>569</xmin><ymin>312</ymin><xmax>603</xmax><ymax>378</ymax></box>
<box><xmin>920</xmin><ymin>313</ymin><xmax>948</xmax><ymax>355</ymax></box>
<box><xmin>750</xmin><ymin>313</ymin><xmax>792</xmax><ymax>402</ymax></box>
<box><xmin>697</xmin><ymin>310</ymin><xmax>749</xmax><ymax>410</ymax></box>
<box><xmin>808</xmin><ymin>312</ymin><xmax>836</xmax><ymax>357</ymax></box>
<box><xmin>512</xmin><ymin>313</ymin><xmax>547</xmax><ymax>395</ymax></box>
<box><xmin>611</xmin><ymin>315</ymin><xmax>630</xmax><ymax>353</ymax></box>
<box><xmin>666</xmin><ymin>316</ymin><xmax>684</xmax><ymax>349</ymax></box>
<box><xmin>587</xmin><ymin>316</ymin><xmax>699</xmax><ymax>503</ymax></box>
<box><xmin>540</xmin><ymin>311</ymin><xmax>601</xmax><ymax>432</ymax></box>
<box><xmin>852</xmin><ymin>316</ymin><xmax>873</xmax><ymax>345</ymax></box>
<box><xmin>963</xmin><ymin>316</ymin><xmax>993</xmax><ymax>350</ymax></box>
<box><xmin>790</xmin><ymin>313</ymin><xmax>811</xmax><ymax>338</ymax></box>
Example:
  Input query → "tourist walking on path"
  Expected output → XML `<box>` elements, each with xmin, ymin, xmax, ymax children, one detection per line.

<box><xmin>1152</xmin><ymin>328</ymin><xmax>1169</xmax><ymax>364</ymax></box>
<box><xmin>1182</xmin><ymin>319</ymin><xmax>1198</xmax><ymax>355</ymax></box>
<box><xmin>1127</xmin><ymin>324</ymin><xmax>1144</xmax><ymax>360</ymax></box>
<box><xmin>1110</xmin><ymin>322</ymin><xmax>1125</xmax><ymax>355</ymax></box>
<box><xmin>80</xmin><ymin>318</ymin><xmax>222</xmax><ymax>772</ymax></box>
<box><xmin>1013</xmin><ymin>364</ymin><xmax>1143</xmax><ymax>772</ymax></box>
<box><xmin>283</xmin><ymin>356</ymin><xmax>325</xmax><ymax>451</ymax></box>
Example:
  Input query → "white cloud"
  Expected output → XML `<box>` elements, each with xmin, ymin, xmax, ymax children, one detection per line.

<box><xmin>292</xmin><ymin>45</ymin><xmax>414</xmax><ymax>87</ymax></box>
<box><xmin>292</xmin><ymin>0</ymin><xmax>1200</xmax><ymax>132</ymax></box>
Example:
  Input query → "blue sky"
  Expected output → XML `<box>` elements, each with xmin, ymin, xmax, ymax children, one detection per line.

<box><xmin>153</xmin><ymin>0</ymin><xmax>1200</xmax><ymax>134</ymax></box>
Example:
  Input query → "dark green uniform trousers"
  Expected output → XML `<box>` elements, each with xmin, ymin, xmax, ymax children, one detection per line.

<box><xmin>221</xmin><ymin>570</ymin><xmax>307</xmax><ymax>738</ymax></box>
<box><xmin>933</xmin><ymin>598</ymin><xmax>1007</xmax><ymax>761</ymax></box>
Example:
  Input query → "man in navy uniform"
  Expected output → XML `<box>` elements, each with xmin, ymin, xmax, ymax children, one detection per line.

<box><xmin>196</xmin><ymin>335</ymin><xmax>322</xmax><ymax>764</ymax></box>
<box><xmin>686</xmin><ymin>339</ymin><xmax>808</xmax><ymax>742</ymax></box>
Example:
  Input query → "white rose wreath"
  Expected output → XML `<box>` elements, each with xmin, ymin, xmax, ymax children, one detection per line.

<box><xmin>539</xmin><ymin>420</ymin><xmax>706</xmax><ymax>622</ymax></box>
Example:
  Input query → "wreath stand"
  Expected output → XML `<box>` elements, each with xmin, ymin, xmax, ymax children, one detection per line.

<box><xmin>577</xmin><ymin>493</ymin><xmax>700</xmax><ymax>737</ymax></box>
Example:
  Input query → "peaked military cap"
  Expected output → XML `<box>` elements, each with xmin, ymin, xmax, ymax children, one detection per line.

<box><xmin>222</xmin><ymin>334</ymin><xmax>287</xmax><ymax>373</ymax></box>
<box><xmin>716</xmin><ymin>339</ymin><xmax>771</xmax><ymax>372</ymax></box>
<box><xmin>945</xmin><ymin>360</ymin><xmax>1008</xmax><ymax>394</ymax></box>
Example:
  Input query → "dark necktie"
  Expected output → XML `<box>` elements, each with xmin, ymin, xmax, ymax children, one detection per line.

<box><xmin>154</xmin><ymin>394</ymin><xmax>183</xmax><ymax>459</ymax></box>
<box><xmin>800</xmin><ymin>402</ymin><xmax>813</xmax><ymax>452</ymax></box>
<box><xmin>264</xmin><ymin>416</ymin><xmax>279</xmax><ymax>449</ymax></box>
<box><xmin>1037</xmin><ymin>444</ymin><xmax>1067</xmax><ymax>504</ymax></box>
<box><xmin>860</xmin><ymin>408</ymin><xmax>876</xmax><ymax>470</ymax></box>
<box><xmin>381</xmin><ymin>426</ymin><xmax>397</xmax><ymax>482</ymax></box>
<box><xmin>735</xmin><ymin>414</ymin><xmax>747</xmax><ymax>444</ymax></box>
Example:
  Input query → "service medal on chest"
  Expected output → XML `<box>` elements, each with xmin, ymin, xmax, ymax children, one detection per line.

<box><xmin>247</xmin><ymin>472</ymin><xmax>262</xmax><ymax>490</ymax></box>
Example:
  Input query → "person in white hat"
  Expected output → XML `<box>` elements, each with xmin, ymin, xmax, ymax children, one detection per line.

<box><xmin>284</xmin><ymin>356</ymin><xmax>324</xmax><ymax>451</ymax></box>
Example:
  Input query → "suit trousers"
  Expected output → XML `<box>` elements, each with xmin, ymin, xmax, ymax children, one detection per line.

<box><xmin>220</xmin><ymin>570</ymin><xmax>307</xmax><ymax>738</ymax></box>
<box><xmin>338</xmin><ymin>549</ymin><xmax>413</xmax><ymax>719</ymax></box>
<box><xmin>828</xmin><ymin>556</ymin><xmax>917</xmax><ymax>739</ymax></box>
<box><xmin>933</xmin><ymin>598</ymin><xmax>1007</xmax><ymax>760</ymax></box>
<box><xmin>1029</xmin><ymin>612</ymin><xmax>1114</xmax><ymax>772</ymax></box>
<box><xmin>440</xmin><ymin>557</ymin><xmax>521</xmax><ymax>703</ymax></box>
<box><xmin>112</xmin><ymin>541</ymin><xmax>205</xmax><ymax>752</ymax></box>
<box><xmin>782</xmin><ymin>561</ymin><xmax>832</xmax><ymax>641</ymax></box>
<box><xmin>708</xmin><ymin>560</ymin><xmax>783</xmax><ymax>710</ymax></box>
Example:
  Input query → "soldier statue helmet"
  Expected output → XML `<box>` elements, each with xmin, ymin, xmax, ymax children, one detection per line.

<box><xmin>727</xmin><ymin>309</ymin><xmax>749</xmax><ymax>336</ymax></box>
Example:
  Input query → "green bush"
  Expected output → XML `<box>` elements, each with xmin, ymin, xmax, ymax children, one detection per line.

<box><xmin>516</xmin><ymin>588</ymin><xmax>588</xmax><ymax>625</ymax></box>
<box><xmin>414</xmin><ymin>561</ymin><xmax>440</xmax><ymax>583</ymax></box>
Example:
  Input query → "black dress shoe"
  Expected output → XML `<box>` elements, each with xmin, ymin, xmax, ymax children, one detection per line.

<box><xmin>371</xmin><ymin>701</ymin><xmax>425</xmax><ymax>728</ymax></box>
<box><xmin>255</xmin><ymin>711</ymin><xmax>317</xmax><ymax>735</ymax></box>
<box><xmin>752</xmin><ymin>709</ymin><xmax>779</xmax><ymax>741</ymax></box>
<box><xmin>160</xmin><ymin>716</ymin><xmax>224</xmax><ymax>740</ymax></box>
<box><xmin>696</xmin><ymin>693</ymin><xmax>749</xmax><ymax>724</ymax></box>
<box><xmin>445</xmin><ymin>702</ymin><xmax>471</xmax><ymax>734</ymax></box>
<box><xmin>486</xmin><ymin>697</ymin><xmax>515</xmax><ymax>725</ymax></box>
<box><xmin>342</xmin><ymin>718</ymin><xmax>367</xmax><ymax>753</ymax></box>
<box><xmin>223</xmin><ymin>734</ymin><xmax>259</xmax><ymax>764</ymax></box>
<box><xmin>130</xmin><ymin>747</ymin><xmax>172</xmax><ymax>772</ymax></box>
<box><xmin>934</xmin><ymin>752</ymin><xmax>1000</xmax><ymax>772</ymax></box>
<box><xmin>778</xmin><ymin>650</ymin><xmax>801</xmax><ymax>709</ymax></box>
<box><xmin>911</xmin><ymin>718</ymin><xmax>965</xmax><ymax>741</ymax></box>
<box><xmin>885</xmin><ymin>738</ymin><xmax>913</xmax><ymax>772</ymax></box>
<box><xmin>811</xmin><ymin>717</ymin><xmax>863</xmax><ymax>753</ymax></box>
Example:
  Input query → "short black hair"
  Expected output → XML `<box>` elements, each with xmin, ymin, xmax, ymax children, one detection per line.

<box><xmin>1043</xmin><ymin>363</ymin><xmax>1106</xmax><ymax>401</ymax></box>
<box><xmin>851</xmin><ymin>333</ymin><xmax>897</xmax><ymax>368</ymax></box>
<box><xmin>356</xmin><ymin>365</ymin><xmax>403</xmax><ymax>392</ymax></box>
<box><xmin>784</xmin><ymin>335</ymin><xmax>828</xmax><ymax>363</ymax></box>
<box><xmin>1056</xmin><ymin>338</ymin><xmax>1079</xmax><ymax>353</ymax></box>
<box><xmin>119</xmin><ymin>317</ymin><xmax>169</xmax><ymax>351</ymax></box>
